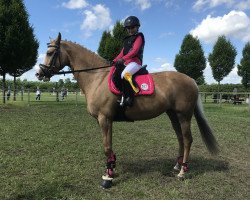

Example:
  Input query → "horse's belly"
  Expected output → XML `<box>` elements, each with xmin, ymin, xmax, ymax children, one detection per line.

<box><xmin>125</xmin><ymin>104</ymin><xmax>167</xmax><ymax>120</ymax></box>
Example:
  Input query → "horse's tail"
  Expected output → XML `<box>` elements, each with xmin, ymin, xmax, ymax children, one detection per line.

<box><xmin>194</xmin><ymin>95</ymin><xmax>219</xmax><ymax>155</ymax></box>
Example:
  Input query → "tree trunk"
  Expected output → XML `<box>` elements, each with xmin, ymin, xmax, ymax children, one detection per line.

<box><xmin>13</xmin><ymin>74</ymin><xmax>16</xmax><ymax>101</ymax></box>
<box><xmin>2</xmin><ymin>73</ymin><xmax>6</xmax><ymax>104</ymax></box>
<box><xmin>217</xmin><ymin>81</ymin><xmax>221</xmax><ymax>103</ymax></box>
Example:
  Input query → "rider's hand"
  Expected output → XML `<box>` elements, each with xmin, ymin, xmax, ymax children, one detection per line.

<box><xmin>116</xmin><ymin>58</ymin><xmax>125</xmax><ymax>66</ymax></box>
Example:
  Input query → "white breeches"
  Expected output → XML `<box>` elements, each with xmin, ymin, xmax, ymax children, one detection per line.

<box><xmin>121</xmin><ymin>62</ymin><xmax>142</xmax><ymax>79</ymax></box>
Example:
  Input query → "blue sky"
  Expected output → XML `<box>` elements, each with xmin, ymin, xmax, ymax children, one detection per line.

<box><xmin>5</xmin><ymin>0</ymin><xmax>250</xmax><ymax>84</ymax></box>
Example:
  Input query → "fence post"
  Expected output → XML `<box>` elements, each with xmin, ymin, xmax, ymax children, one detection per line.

<box><xmin>21</xmin><ymin>87</ymin><xmax>24</xmax><ymax>101</ymax></box>
<box><xmin>219</xmin><ymin>93</ymin><xmax>222</xmax><ymax>106</ymax></box>
<box><xmin>75</xmin><ymin>90</ymin><xmax>78</xmax><ymax>106</ymax></box>
<box><xmin>248</xmin><ymin>94</ymin><xmax>250</xmax><ymax>111</ymax></box>
<box><xmin>200</xmin><ymin>92</ymin><xmax>203</xmax><ymax>103</ymax></box>
<box><xmin>56</xmin><ymin>90</ymin><xmax>59</xmax><ymax>102</ymax></box>
<box><xmin>28</xmin><ymin>89</ymin><xmax>30</xmax><ymax>106</ymax></box>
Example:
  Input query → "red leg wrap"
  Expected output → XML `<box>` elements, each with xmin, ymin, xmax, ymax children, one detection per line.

<box><xmin>107</xmin><ymin>151</ymin><xmax>116</xmax><ymax>166</ymax></box>
<box><xmin>105</xmin><ymin>151</ymin><xmax>116</xmax><ymax>178</ymax></box>
<box><xmin>182</xmin><ymin>163</ymin><xmax>189</xmax><ymax>172</ymax></box>
<box><xmin>106</xmin><ymin>168</ymin><xmax>114</xmax><ymax>178</ymax></box>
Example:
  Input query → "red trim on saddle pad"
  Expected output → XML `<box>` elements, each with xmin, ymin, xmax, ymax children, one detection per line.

<box><xmin>108</xmin><ymin>66</ymin><xmax>154</xmax><ymax>96</ymax></box>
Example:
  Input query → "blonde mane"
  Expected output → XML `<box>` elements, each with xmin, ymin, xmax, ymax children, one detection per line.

<box><xmin>61</xmin><ymin>40</ymin><xmax>109</xmax><ymax>67</ymax></box>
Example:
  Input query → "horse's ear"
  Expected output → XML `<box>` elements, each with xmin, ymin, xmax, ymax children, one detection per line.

<box><xmin>56</xmin><ymin>32</ymin><xmax>61</xmax><ymax>45</ymax></box>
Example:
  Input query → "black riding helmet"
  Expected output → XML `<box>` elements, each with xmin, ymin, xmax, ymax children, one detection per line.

<box><xmin>124</xmin><ymin>16</ymin><xmax>140</xmax><ymax>28</ymax></box>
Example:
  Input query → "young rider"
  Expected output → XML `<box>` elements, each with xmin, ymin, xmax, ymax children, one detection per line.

<box><xmin>113</xmin><ymin>16</ymin><xmax>145</xmax><ymax>107</ymax></box>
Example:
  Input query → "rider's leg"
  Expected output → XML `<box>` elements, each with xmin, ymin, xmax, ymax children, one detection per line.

<box><xmin>119</xmin><ymin>62</ymin><xmax>141</xmax><ymax>107</ymax></box>
<box><xmin>121</xmin><ymin>62</ymin><xmax>142</xmax><ymax>79</ymax></box>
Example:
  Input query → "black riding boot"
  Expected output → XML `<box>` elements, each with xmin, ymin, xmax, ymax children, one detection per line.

<box><xmin>119</xmin><ymin>80</ymin><xmax>134</xmax><ymax>107</ymax></box>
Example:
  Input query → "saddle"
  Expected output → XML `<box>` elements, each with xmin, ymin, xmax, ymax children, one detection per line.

<box><xmin>108</xmin><ymin>66</ymin><xmax>154</xmax><ymax>96</ymax></box>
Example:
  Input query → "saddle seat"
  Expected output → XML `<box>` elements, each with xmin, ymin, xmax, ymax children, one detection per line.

<box><xmin>108</xmin><ymin>66</ymin><xmax>155</xmax><ymax>96</ymax></box>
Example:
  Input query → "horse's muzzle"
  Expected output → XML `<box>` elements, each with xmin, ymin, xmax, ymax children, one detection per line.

<box><xmin>35</xmin><ymin>70</ymin><xmax>44</xmax><ymax>81</ymax></box>
<box><xmin>35</xmin><ymin>64</ymin><xmax>51</xmax><ymax>81</ymax></box>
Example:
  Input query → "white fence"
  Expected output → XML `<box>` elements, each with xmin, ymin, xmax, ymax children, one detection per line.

<box><xmin>0</xmin><ymin>89</ymin><xmax>83</xmax><ymax>105</ymax></box>
<box><xmin>1</xmin><ymin>90</ymin><xmax>250</xmax><ymax>107</ymax></box>
<box><xmin>199</xmin><ymin>92</ymin><xmax>250</xmax><ymax>105</ymax></box>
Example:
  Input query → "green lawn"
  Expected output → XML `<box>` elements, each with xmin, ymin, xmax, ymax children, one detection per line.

<box><xmin>0</xmin><ymin>91</ymin><xmax>81</xmax><ymax>106</ymax></box>
<box><xmin>0</xmin><ymin>100</ymin><xmax>249</xmax><ymax>200</ymax></box>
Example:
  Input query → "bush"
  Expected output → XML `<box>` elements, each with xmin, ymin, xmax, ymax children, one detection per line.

<box><xmin>198</xmin><ymin>84</ymin><xmax>250</xmax><ymax>93</ymax></box>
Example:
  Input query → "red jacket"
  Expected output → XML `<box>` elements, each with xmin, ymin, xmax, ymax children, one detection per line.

<box><xmin>113</xmin><ymin>35</ymin><xmax>143</xmax><ymax>65</ymax></box>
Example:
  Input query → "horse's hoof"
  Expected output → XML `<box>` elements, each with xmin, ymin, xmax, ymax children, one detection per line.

<box><xmin>101</xmin><ymin>175</ymin><xmax>113</xmax><ymax>189</ymax></box>
<box><xmin>101</xmin><ymin>180</ymin><xmax>112</xmax><ymax>189</ymax></box>
<box><xmin>173</xmin><ymin>166</ymin><xmax>180</xmax><ymax>172</ymax></box>
<box><xmin>173</xmin><ymin>162</ymin><xmax>181</xmax><ymax>172</ymax></box>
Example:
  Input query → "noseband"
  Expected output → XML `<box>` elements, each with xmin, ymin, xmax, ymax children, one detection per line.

<box><xmin>39</xmin><ymin>44</ymin><xmax>62</xmax><ymax>78</ymax></box>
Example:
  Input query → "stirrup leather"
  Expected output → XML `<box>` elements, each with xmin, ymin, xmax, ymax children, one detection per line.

<box><xmin>124</xmin><ymin>72</ymin><xmax>139</xmax><ymax>93</ymax></box>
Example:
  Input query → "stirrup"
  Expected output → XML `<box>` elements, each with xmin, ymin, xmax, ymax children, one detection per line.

<box><xmin>118</xmin><ymin>96</ymin><xmax>133</xmax><ymax>107</ymax></box>
<box><xmin>118</xmin><ymin>96</ymin><xmax>125</xmax><ymax>106</ymax></box>
<box><xmin>124</xmin><ymin>72</ymin><xmax>139</xmax><ymax>93</ymax></box>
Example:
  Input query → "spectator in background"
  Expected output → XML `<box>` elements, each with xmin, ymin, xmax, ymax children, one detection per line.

<box><xmin>36</xmin><ymin>88</ymin><xmax>41</xmax><ymax>100</ymax></box>
<box><xmin>6</xmin><ymin>88</ymin><xmax>11</xmax><ymax>100</ymax></box>
<box><xmin>61</xmin><ymin>87</ymin><xmax>67</xmax><ymax>100</ymax></box>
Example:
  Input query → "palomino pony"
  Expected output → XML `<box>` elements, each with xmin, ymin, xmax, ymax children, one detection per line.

<box><xmin>36</xmin><ymin>33</ymin><xmax>219</xmax><ymax>188</ymax></box>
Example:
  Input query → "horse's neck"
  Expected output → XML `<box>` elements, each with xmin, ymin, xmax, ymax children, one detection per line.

<box><xmin>63</xmin><ymin>42</ymin><xmax>109</xmax><ymax>96</ymax></box>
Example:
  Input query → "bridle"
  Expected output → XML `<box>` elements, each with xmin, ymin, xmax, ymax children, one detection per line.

<box><xmin>39</xmin><ymin>43</ymin><xmax>62</xmax><ymax>78</ymax></box>
<box><xmin>39</xmin><ymin>43</ymin><xmax>111</xmax><ymax>77</ymax></box>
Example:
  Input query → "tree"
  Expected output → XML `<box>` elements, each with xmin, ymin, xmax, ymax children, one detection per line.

<box><xmin>97</xmin><ymin>31</ymin><xmax>111</xmax><ymax>60</ymax></box>
<box><xmin>208</xmin><ymin>35</ymin><xmax>237</xmax><ymax>87</ymax></box>
<box><xmin>58</xmin><ymin>79</ymin><xmax>64</xmax><ymax>88</ymax></box>
<box><xmin>98</xmin><ymin>21</ymin><xmax>128</xmax><ymax>61</ymax></box>
<box><xmin>237</xmin><ymin>42</ymin><xmax>250</xmax><ymax>89</ymax></box>
<box><xmin>64</xmin><ymin>78</ymin><xmax>72</xmax><ymax>89</ymax></box>
<box><xmin>174</xmin><ymin>34</ymin><xmax>206</xmax><ymax>84</ymax></box>
<box><xmin>0</xmin><ymin>0</ymin><xmax>39</xmax><ymax>103</ymax></box>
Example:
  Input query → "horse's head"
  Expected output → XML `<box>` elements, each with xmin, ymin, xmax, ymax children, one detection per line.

<box><xmin>36</xmin><ymin>32</ymin><xmax>67</xmax><ymax>81</ymax></box>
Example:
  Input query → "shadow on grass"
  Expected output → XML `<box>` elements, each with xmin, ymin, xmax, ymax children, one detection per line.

<box><xmin>9</xmin><ymin>182</ymin><xmax>86</xmax><ymax>200</ymax></box>
<box><xmin>116</xmin><ymin>156</ymin><xmax>229</xmax><ymax>184</ymax></box>
<box><xmin>7</xmin><ymin>158</ymin><xmax>229</xmax><ymax>198</ymax></box>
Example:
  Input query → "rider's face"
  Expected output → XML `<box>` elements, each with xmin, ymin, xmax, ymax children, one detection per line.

<box><xmin>126</xmin><ymin>26</ymin><xmax>138</xmax><ymax>35</ymax></box>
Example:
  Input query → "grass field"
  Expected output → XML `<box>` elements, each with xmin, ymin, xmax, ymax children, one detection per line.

<box><xmin>0</xmin><ymin>98</ymin><xmax>249</xmax><ymax>200</ymax></box>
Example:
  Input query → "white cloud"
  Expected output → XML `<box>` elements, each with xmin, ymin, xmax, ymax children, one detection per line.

<box><xmin>125</xmin><ymin>0</ymin><xmax>151</xmax><ymax>11</ymax></box>
<box><xmin>148</xmin><ymin>57</ymin><xmax>175</xmax><ymax>73</ymax></box>
<box><xmin>204</xmin><ymin>64</ymin><xmax>241</xmax><ymax>84</ymax></box>
<box><xmin>190</xmin><ymin>10</ymin><xmax>250</xmax><ymax>43</ymax></box>
<box><xmin>148</xmin><ymin>57</ymin><xmax>241</xmax><ymax>84</ymax></box>
<box><xmin>158</xmin><ymin>32</ymin><xmax>175</xmax><ymax>39</ymax></box>
<box><xmin>81</xmin><ymin>4</ymin><xmax>112</xmax><ymax>37</ymax></box>
<box><xmin>17</xmin><ymin>54</ymin><xmax>46</xmax><ymax>81</ymax></box>
<box><xmin>193</xmin><ymin>0</ymin><xmax>234</xmax><ymax>11</ymax></box>
<box><xmin>62</xmin><ymin>0</ymin><xmax>88</xmax><ymax>9</ymax></box>
<box><xmin>136</xmin><ymin>0</ymin><xmax>151</xmax><ymax>10</ymax></box>
<box><xmin>163</xmin><ymin>0</ymin><xmax>180</xmax><ymax>10</ymax></box>
<box><xmin>193</xmin><ymin>0</ymin><xmax>250</xmax><ymax>11</ymax></box>
<box><xmin>236</xmin><ymin>0</ymin><xmax>250</xmax><ymax>10</ymax></box>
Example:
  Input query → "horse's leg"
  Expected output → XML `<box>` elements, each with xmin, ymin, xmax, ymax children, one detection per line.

<box><xmin>98</xmin><ymin>114</ymin><xmax>116</xmax><ymax>188</ymax></box>
<box><xmin>177</xmin><ymin>115</ymin><xmax>193</xmax><ymax>179</ymax></box>
<box><xmin>167</xmin><ymin>110</ymin><xmax>184</xmax><ymax>171</ymax></box>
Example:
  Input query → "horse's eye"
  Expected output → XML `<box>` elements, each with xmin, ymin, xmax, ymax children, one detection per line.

<box><xmin>47</xmin><ymin>52</ymin><xmax>53</xmax><ymax>56</ymax></box>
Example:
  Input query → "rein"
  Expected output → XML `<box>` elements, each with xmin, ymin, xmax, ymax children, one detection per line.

<box><xmin>52</xmin><ymin>65</ymin><xmax>112</xmax><ymax>76</ymax></box>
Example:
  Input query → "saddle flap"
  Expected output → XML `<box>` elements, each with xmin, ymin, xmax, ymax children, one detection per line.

<box><xmin>108</xmin><ymin>66</ymin><xmax>154</xmax><ymax>96</ymax></box>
